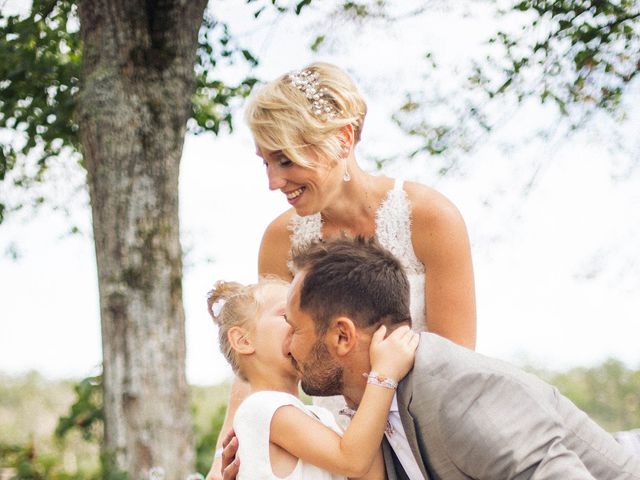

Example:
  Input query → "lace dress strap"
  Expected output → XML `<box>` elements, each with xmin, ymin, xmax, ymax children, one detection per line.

<box><xmin>288</xmin><ymin>213</ymin><xmax>322</xmax><ymax>272</ymax></box>
<box><xmin>375</xmin><ymin>179</ymin><xmax>425</xmax><ymax>276</ymax></box>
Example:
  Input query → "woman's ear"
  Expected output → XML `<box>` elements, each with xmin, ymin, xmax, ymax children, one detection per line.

<box><xmin>329</xmin><ymin>316</ymin><xmax>358</xmax><ymax>357</ymax></box>
<box><xmin>339</xmin><ymin>124</ymin><xmax>355</xmax><ymax>155</ymax></box>
<box><xmin>228</xmin><ymin>326</ymin><xmax>255</xmax><ymax>356</ymax></box>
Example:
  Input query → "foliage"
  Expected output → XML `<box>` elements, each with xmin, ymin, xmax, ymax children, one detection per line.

<box><xmin>194</xmin><ymin>405</ymin><xmax>227</xmax><ymax>475</ymax></box>
<box><xmin>537</xmin><ymin>358</ymin><xmax>640</xmax><ymax>432</ymax></box>
<box><xmin>0</xmin><ymin>441</ymin><xmax>88</xmax><ymax>480</ymax></box>
<box><xmin>0</xmin><ymin>0</ymin><xmax>81</xmax><ymax>223</ymax></box>
<box><xmin>394</xmin><ymin>0</ymin><xmax>639</xmax><ymax>163</ymax></box>
<box><xmin>0</xmin><ymin>0</ymin><xmax>317</xmax><ymax>224</ymax></box>
<box><xmin>486</xmin><ymin>0</ymin><xmax>640</xmax><ymax>120</ymax></box>
<box><xmin>2</xmin><ymin>362</ymin><xmax>639</xmax><ymax>477</ymax></box>
<box><xmin>0</xmin><ymin>372</ymin><xmax>231</xmax><ymax>478</ymax></box>
<box><xmin>55</xmin><ymin>375</ymin><xmax>103</xmax><ymax>442</ymax></box>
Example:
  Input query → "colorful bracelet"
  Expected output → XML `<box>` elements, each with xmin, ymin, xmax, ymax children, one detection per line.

<box><xmin>364</xmin><ymin>371</ymin><xmax>398</xmax><ymax>390</ymax></box>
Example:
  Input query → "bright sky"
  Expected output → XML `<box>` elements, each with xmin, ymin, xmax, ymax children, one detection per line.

<box><xmin>1</xmin><ymin>1</ymin><xmax>639</xmax><ymax>385</ymax></box>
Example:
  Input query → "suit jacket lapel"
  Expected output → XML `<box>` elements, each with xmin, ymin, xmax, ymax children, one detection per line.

<box><xmin>397</xmin><ymin>368</ymin><xmax>431</xmax><ymax>480</ymax></box>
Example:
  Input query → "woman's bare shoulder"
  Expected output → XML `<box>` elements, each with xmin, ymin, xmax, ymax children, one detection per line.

<box><xmin>402</xmin><ymin>180</ymin><xmax>470</xmax><ymax>257</ymax></box>
<box><xmin>259</xmin><ymin>209</ymin><xmax>296</xmax><ymax>279</ymax></box>
<box><xmin>403</xmin><ymin>180</ymin><xmax>463</xmax><ymax>223</ymax></box>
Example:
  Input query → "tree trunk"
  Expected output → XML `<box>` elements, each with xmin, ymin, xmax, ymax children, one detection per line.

<box><xmin>76</xmin><ymin>1</ymin><xmax>207</xmax><ymax>478</ymax></box>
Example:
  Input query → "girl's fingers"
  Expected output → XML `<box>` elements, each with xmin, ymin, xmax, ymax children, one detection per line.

<box><xmin>372</xmin><ymin>324</ymin><xmax>387</xmax><ymax>344</ymax></box>
<box><xmin>401</xmin><ymin>327</ymin><xmax>415</xmax><ymax>341</ymax></box>
<box><xmin>389</xmin><ymin>325</ymin><xmax>410</xmax><ymax>340</ymax></box>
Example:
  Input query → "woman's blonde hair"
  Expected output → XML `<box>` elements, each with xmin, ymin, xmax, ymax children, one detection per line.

<box><xmin>207</xmin><ymin>277</ymin><xmax>289</xmax><ymax>380</ymax></box>
<box><xmin>245</xmin><ymin>62</ymin><xmax>367</xmax><ymax>169</ymax></box>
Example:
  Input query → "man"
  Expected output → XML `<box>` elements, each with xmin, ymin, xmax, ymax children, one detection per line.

<box><xmin>220</xmin><ymin>237</ymin><xmax>640</xmax><ymax>479</ymax></box>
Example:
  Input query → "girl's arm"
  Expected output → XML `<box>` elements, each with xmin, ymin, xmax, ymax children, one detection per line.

<box><xmin>270</xmin><ymin>326</ymin><xmax>418</xmax><ymax>478</ymax></box>
<box><xmin>351</xmin><ymin>448</ymin><xmax>386</xmax><ymax>480</ymax></box>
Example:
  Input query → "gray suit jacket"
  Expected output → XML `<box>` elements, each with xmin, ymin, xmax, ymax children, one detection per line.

<box><xmin>383</xmin><ymin>333</ymin><xmax>640</xmax><ymax>479</ymax></box>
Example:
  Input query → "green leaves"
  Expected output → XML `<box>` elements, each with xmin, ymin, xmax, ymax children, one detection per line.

<box><xmin>55</xmin><ymin>375</ymin><xmax>103</xmax><ymax>442</ymax></box>
<box><xmin>393</xmin><ymin>0</ymin><xmax>639</xmax><ymax>163</ymax></box>
<box><xmin>484</xmin><ymin>0</ymin><xmax>640</xmax><ymax>117</ymax></box>
<box><xmin>1</xmin><ymin>0</ymin><xmax>317</xmax><ymax>223</ymax></box>
<box><xmin>0</xmin><ymin>0</ymin><xmax>81</xmax><ymax>223</ymax></box>
<box><xmin>296</xmin><ymin>0</ymin><xmax>313</xmax><ymax>15</ymax></box>
<box><xmin>0</xmin><ymin>0</ymin><xmax>81</xmax><ymax>181</ymax></box>
<box><xmin>192</xmin><ymin>12</ymin><xmax>261</xmax><ymax>135</ymax></box>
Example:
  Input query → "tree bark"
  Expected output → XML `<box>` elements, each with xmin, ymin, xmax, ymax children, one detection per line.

<box><xmin>76</xmin><ymin>1</ymin><xmax>207</xmax><ymax>478</ymax></box>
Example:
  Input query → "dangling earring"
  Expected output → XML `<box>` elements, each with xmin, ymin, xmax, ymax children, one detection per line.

<box><xmin>340</xmin><ymin>134</ymin><xmax>351</xmax><ymax>182</ymax></box>
<box><xmin>342</xmin><ymin>148</ymin><xmax>351</xmax><ymax>182</ymax></box>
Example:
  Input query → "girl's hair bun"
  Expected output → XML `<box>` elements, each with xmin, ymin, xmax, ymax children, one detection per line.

<box><xmin>206</xmin><ymin>281</ymin><xmax>244</xmax><ymax>324</ymax></box>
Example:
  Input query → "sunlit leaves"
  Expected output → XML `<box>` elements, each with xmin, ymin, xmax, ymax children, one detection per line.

<box><xmin>55</xmin><ymin>375</ymin><xmax>103</xmax><ymax>442</ymax></box>
<box><xmin>192</xmin><ymin>11</ymin><xmax>260</xmax><ymax>135</ymax></box>
<box><xmin>392</xmin><ymin>0</ymin><xmax>639</xmax><ymax>163</ymax></box>
<box><xmin>486</xmin><ymin>0</ymin><xmax>639</xmax><ymax>122</ymax></box>
<box><xmin>0</xmin><ymin>0</ymin><xmax>81</xmax><ymax>183</ymax></box>
<box><xmin>0</xmin><ymin>0</ymin><xmax>314</xmax><ymax>224</ymax></box>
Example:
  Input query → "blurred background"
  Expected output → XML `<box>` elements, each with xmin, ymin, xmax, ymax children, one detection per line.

<box><xmin>1</xmin><ymin>0</ymin><xmax>639</xmax><ymax>478</ymax></box>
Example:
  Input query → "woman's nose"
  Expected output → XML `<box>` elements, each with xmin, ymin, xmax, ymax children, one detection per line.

<box><xmin>267</xmin><ymin>166</ymin><xmax>286</xmax><ymax>191</ymax></box>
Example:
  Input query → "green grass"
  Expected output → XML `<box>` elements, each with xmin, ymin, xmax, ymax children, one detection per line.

<box><xmin>1</xmin><ymin>359</ymin><xmax>639</xmax><ymax>477</ymax></box>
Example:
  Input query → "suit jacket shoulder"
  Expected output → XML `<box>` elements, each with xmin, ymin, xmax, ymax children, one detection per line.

<box><xmin>398</xmin><ymin>334</ymin><xmax>640</xmax><ymax>479</ymax></box>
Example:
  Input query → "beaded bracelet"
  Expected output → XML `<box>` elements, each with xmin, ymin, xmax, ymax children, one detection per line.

<box><xmin>364</xmin><ymin>371</ymin><xmax>398</xmax><ymax>390</ymax></box>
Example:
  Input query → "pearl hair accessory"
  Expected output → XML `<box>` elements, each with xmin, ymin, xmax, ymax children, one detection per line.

<box><xmin>288</xmin><ymin>69</ymin><xmax>338</xmax><ymax>120</ymax></box>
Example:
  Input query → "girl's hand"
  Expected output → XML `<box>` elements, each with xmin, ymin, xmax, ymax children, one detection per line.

<box><xmin>369</xmin><ymin>325</ymin><xmax>419</xmax><ymax>383</ymax></box>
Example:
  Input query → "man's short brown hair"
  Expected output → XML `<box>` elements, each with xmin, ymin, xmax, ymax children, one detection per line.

<box><xmin>291</xmin><ymin>236</ymin><xmax>411</xmax><ymax>333</ymax></box>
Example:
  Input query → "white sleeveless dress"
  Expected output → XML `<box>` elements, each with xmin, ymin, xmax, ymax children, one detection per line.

<box><xmin>288</xmin><ymin>178</ymin><xmax>427</xmax><ymax>427</ymax></box>
<box><xmin>233</xmin><ymin>391</ymin><xmax>346</xmax><ymax>480</ymax></box>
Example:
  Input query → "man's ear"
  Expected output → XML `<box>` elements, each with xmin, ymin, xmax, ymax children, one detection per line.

<box><xmin>227</xmin><ymin>326</ymin><xmax>255</xmax><ymax>355</ymax></box>
<box><xmin>328</xmin><ymin>316</ymin><xmax>358</xmax><ymax>357</ymax></box>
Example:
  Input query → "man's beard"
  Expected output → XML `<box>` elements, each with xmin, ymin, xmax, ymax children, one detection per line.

<box><xmin>297</xmin><ymin>339</ymin><xmax>344</xmax><ymax>396</ymax></box>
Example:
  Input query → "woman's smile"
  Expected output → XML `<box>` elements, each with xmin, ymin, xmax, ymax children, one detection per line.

<box><xmin>285</xmin><ymin>186</ymin><xmax>306</xmax><ymax>204</ymax></box>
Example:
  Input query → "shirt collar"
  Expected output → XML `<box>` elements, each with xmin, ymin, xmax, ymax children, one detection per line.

<box><xmin>339</xmin><ymin>392</ymin><xmax>400</xmax><ymax>418</ymax></box>
<box><xmin>389</xmin><ymin>393</ymin><xmax>399</xmax><ymax>413</ymax></box>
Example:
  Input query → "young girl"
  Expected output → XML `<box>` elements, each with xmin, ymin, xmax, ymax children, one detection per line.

<box><xmin>207</xmin><ymin>278</ymin><xmax>418</xmax><ymax>479</ymax></box>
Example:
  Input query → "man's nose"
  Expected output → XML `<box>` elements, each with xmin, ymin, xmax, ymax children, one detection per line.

<box><xmin>267</xmin><ymin>166</ymin><xmax>286</xmax><ymax>191</ymax></box>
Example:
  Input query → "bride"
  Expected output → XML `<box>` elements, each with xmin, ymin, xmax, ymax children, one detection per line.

<box><xmin>209</xmin><ymin>61</ymin><xmax>477</xmax><ymax>478</ymax></box>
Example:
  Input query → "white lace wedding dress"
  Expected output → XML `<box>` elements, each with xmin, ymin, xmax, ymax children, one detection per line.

<box><xmin>289</xmin><ymin>178</ymin><xmax>426</xmax><ymax>427</ymax></box>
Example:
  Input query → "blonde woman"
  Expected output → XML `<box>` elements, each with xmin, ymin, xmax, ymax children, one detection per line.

<box><xmin>207</xmin><ymin>278</ymin><xmax>418</xmax><ymax>479</ymax></box>
<box><xmin>208</xmin><ymin>63</ymin><xmax>476</xmax><ymax>479</ymax></box>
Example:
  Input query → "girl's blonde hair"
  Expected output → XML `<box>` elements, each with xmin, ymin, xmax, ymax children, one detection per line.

<box><xmin>207</xmin><ymin>277</ymin><xmax>289</xmax><ymax>380</ymax></box>
<box><xmin>245</xmin><ymin>62</ymin><xmax>367</xmax><ymax>169</ymax></box>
